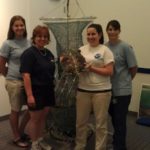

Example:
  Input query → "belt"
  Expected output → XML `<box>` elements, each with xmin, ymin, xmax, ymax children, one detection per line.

<box><xmin>77</xmin><ymin>88</ymin><xmax>112</xmax><ymax>93</ymax></box>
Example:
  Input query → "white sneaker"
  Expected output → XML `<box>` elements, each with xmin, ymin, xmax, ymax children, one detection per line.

<box><xmin>31</xmin><ymin>141</ymin><xmax>42</xmax><ymax>150</ymax></box>
<box><xmin>39</xmin><ymin>139</ymin><xmax>52</xmax><ymax>150</ymax></box>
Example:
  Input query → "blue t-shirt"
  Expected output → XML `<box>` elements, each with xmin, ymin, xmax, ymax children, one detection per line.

<box><xmin>105</xmin><ymin>40</ymin><xmax>137</xmax><ymax>96</ymax></box>
<box><xmin>0</xmin><ymin>39</ymin><xmax>31</xmax><ymax>80</ymax></box>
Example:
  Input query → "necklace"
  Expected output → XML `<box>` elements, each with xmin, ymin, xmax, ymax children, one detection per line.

<box><xmin>38</xmin><ymin>49</ymin><xmax>47</xmax><ymax>56</ymax></box>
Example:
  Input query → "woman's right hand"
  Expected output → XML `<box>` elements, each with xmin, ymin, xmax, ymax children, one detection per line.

<box><xmin>27</xmin><ymin>95</ymin><xmax>36</xmax><ymax>108</ymax></box>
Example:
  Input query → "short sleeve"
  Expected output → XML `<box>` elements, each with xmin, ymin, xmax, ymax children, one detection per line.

<box><xmin>104</xmin><ymin>47</ymin><xmax>114</xmax><ymax>65</ymax></box>
<box><xmin>0</xmin><ymin>41</ymin><xmax>11</xmax><ymax>58</ymax></box>
<box><xmin>125</xmin><ymin>45</ymin><xmax>137</xmax><ymax>68</ymax></box>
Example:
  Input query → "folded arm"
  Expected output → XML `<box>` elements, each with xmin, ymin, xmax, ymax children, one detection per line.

<box><xmin>87</xmin><ymin>62</ymin><xmax>114</xmax><ymax>76</ymax></box>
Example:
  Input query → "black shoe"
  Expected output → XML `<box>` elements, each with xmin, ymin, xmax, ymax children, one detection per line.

<box><xmin>21</xmin><ymin>133</ymin><xmax>31</xmax><ymax>142</ymax></box>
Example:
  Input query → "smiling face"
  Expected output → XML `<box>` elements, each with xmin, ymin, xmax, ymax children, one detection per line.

<box><xmin>106</xmin><ymin>20</ymin><xmax>121</xmax><ymax>43</ymax></box>
<box><xmin>34</xmin><ymin>31</ymin><xmax>49</xmax><ymax>49</ymax></box>
<box><xmin>7</xmin><ymin>15</ymin><xmax>27</xmax><ymax>39</ymax></box>
<box><xmin>106</xmin><ymin>25</ymin><xmax>120</xmax><ymax>42</ymax></box>
<box><xmin>32</xmin><ymin>26</ymin><xmax>50</xmax><ymax>49</ymax></box>
<box><xmin>12</xmin><ymin>19</ymin><xmax>26</xmax><ymax>39</ymax></box>
<box><xmin>87</xmin><ymin>27</ymin><xmax>101</xmax><ymax>47</ymax></box>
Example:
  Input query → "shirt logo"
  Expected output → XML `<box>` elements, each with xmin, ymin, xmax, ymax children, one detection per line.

<box><xmin>94</xmin><ymin>53</ymin><xmax>101</xmax><ymax>59</ymax></box>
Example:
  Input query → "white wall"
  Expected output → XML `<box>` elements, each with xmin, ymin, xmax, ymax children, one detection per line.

<box><xmin>129</xmin><ymin>73</ymin><xmax>150</xmax><ymax>112</ymax></box>
<box><xmin>0</xmin><ymin>0</ymin><xmax>150</xmax><ymax>116</ymax></box>
<box><xmin>70</xmin><ymin>0</ymin><xmax>150</xmax><ymax>68</ymax></box>
<box><xmin>0</xmin><ymin>0</ymin><xmax>30</xmax><ymax>45</ymax></box>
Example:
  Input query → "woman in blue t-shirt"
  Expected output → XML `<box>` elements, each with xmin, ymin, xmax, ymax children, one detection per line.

<box><xmin>105</xmin><ymin>20</ymin><xmax>138</xmax><ymax>150</ymax></box>
<box><xmin>0</xmin><ymin>15</ymin><xmax>30</xmax><ymax>148</ymax></box>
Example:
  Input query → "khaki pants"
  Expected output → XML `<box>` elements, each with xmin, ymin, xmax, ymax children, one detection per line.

<box><xmin>75</xmin><ymin>91</ymin><xmax>111</xmax><ymax>150</ymax></box>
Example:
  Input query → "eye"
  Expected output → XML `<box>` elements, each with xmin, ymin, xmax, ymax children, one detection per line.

<box><xmin>92</xmin><ymin>33</ymin><xmax>96</xmax><ymax>36</ymax></box>
<box><xmin>108</xmin><ymin>28</ymin><xmax>113</xmax><ymax>31</ymax></box>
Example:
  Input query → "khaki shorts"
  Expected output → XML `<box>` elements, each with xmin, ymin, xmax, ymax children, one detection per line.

<box><xmin>5</xmin><ymin>79</ymin><xmax>27</xmax><ymax>112</ymax></box>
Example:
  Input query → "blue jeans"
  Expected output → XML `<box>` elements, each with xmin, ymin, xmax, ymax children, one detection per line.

<box><xmin>109</xmin><ymin>95</ymin><xmax>131</xmax><ymax>150</ymax></box>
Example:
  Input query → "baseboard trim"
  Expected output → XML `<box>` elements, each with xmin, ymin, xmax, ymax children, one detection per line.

<box><xmin>0</xmin><ymin>114</ymin><xmax>9</xmax><ymax>121</ymax></box>
<box><xmin>129</xmin><ymin>111</ymin><xmax>137</xmax><ymax>116</ymax></box>
<box><xmin>0</xmin><ymin>110</ymin><xmax>26</xmax><ymax>122</ymax></box>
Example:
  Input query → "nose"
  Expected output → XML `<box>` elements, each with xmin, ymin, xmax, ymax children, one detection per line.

<box><xmin>41</xmin><ymin>36</ymin><xmax>45</xmax><ymax>40</ymax></box>
<box><xmin>88</xmin><ymin>34</ymin><xmax>93</xmax><ymax>39</ymax></box>
<box><xmin>18</xmin><ymin>26</ymin><xmax>23</xmax><ymax>30</ymax></box>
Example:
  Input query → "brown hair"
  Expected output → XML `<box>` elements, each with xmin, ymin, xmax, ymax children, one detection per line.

<box><xmin>87</xmin><ymin>23</ymin><xmax>104</xmax><ymax>44</ymax></box>
<box><xmin>7</xmin><ymin>15</ymin><xmax>27</xmax><ymax>39</ymax></box>
<box><xmin>31</xmin><ymin>25</ymin><xmax>50</xmax><ymax>44</ymax></box>
<box><xmin>106</xmin><ymin>20</ymin><xmax>121</xmax><ymax>31</ymax></box>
